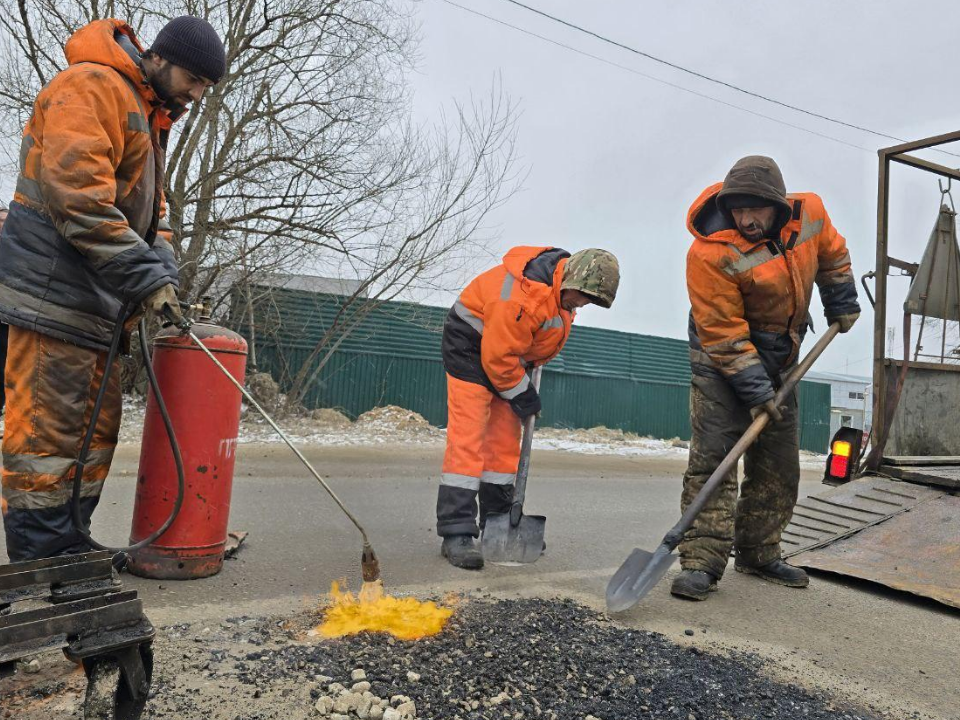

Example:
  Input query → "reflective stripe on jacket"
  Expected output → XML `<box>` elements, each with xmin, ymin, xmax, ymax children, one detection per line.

<box><xmin>686</xmin><ymin>183</ymin><xmax>859</xmax><ymax>406</ymax></box>
<box><xmin>0</xmin><ymin>19</ymin><xmax>180</xmax><ymax>350</ymax></box>
<box><xmin>441</xmin><ymin>246</ymin><xmax>573</xmax><ymax>397</ymax></box>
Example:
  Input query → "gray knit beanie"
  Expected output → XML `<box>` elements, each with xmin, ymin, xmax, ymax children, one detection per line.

<box><xmin>150</xmin><ymin>16</ymin><xmax>226</xmax><ymax>84</ymax></box>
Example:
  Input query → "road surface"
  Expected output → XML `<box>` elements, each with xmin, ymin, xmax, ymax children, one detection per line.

<box><xmin>2</xmin><ymin>443</ymin><xmax>956</xmax><ymax>718</ymax></box>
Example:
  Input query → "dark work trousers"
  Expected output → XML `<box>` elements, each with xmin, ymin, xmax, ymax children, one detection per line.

<box><xmin>678</xmin><ymin>373</ymin><xmax>800</xmax><ymax>579</ymax></box>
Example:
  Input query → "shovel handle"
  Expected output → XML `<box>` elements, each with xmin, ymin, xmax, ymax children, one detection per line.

<box><xmin>663</xmin><ymin>324</ymin><xmax>841</xmax><ymax>549</ymax></box>
<box><xmin>511</xmin><ymin>366</ymin><xmax>542</xmax><ymax>516</ymax></box>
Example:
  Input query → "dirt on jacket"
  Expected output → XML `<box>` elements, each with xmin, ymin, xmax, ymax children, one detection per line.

<box><xmin>441</xmin><ymin>246</ymin><xmax>574</xmax><ymax>398</ymax></box>
<box><xmin>685</xmin><ymin>183</ymin><xmax>859</xmax><ymax>406</ymax></box>
<box><xmin>0</xmin><ymin>19</ymin><xmax>180</xmax><ymax>350</ymax></box>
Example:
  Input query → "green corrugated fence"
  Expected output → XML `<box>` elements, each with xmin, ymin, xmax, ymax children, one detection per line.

<box><xmin>236</xmin><ymin>288</ymin><xmax>833</xmax><ymax>453</ymax></box>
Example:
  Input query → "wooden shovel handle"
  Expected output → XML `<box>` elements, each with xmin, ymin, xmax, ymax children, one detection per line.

<box><xmin>512</xmin><ymin>366</ymin><xmax>543</xmax><ymax>511</ymax></box>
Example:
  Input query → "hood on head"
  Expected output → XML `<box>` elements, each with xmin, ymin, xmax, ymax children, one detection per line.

<box><xmin>500</xmin><ymin>246</ymin><xmax>571</xmax><ymax>309</ymax></box>
<box><xmin>64</xmin><ymin>19</ymin><xmax>146</xmax><ymax>88</ymax></box>
<box><xmin>687</xmin><ymin>183</ymin><xmax>742</xmax><ymax>244</ymax></box>
<box><xmin>716</xmin><ymin>155</ymin><xmax>792</xmax><ymax>234</ymax></box>
<box><xmin>502</xmin><ymin>246</ymin><xmax>559</xmax><ymax>281</ymax></box>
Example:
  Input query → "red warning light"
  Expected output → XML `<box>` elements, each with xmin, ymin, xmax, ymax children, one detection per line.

<box><xmin>829</xmin><ymin>454</ymin><xmax>849</xmax><ymax>478</ymax></box>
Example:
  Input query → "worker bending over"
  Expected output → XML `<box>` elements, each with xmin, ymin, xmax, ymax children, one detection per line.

<box><xmin>437</xmin><ymin>247</ymin><xmax>620</xmax><ymax>569</ymax></box>
<box><xmin>675</xmin><ymin>155</ymin><xmax>860</xmax><ymax>600</ymax></box>
<box><xmin>0</xmin><ymin>16</ymin><xmax>226</xmax><ymax>561</ymax></box>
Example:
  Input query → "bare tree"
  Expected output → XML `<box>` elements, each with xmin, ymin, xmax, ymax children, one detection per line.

<box><xmin>0</xmin><ymin>0</ymin><xmax>520</xmax><ymax>405</ymax></box>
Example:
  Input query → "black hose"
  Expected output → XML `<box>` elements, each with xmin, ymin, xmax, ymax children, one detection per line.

<box><xmin>70</xmin><ymin>304</ymin><xmax>186</xmax><ymax>553</ymax></box>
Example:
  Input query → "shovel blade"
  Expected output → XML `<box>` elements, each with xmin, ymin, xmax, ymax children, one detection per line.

<box><xmin>481</xmin><ymin>512</ymin><xmax>546</xmax><ymax>565</ymax></box>
<box><xmin>605</xmin><ymin>544</ymin><xmax>677</xmax><ymax>613</ymax></box>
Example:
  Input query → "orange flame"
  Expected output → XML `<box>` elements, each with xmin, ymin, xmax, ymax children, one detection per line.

<box><xmin>315</xmin><ymin>581</ymin><xmax>453</xmax><ymax>641</ymax></box>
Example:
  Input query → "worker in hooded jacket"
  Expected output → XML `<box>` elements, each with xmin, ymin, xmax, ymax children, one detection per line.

<box><xmin>0</xmin><ymin>16</ymin><xmax>226</xmax><ymax>561</ymax></box>
<box><xmin>438</xmin><ymin>247</ymin><xmax>620</xmax><ymax>569</ymax></box>
<box><xmin>673</xmin><ymin>155</ymin><xmax>860</xmax><ymax>600</ymax></box>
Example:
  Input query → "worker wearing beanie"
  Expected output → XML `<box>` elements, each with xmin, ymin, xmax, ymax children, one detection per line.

<box><xmin>0</xmin><ymin>16</ymin><xmax>226</xmax><ymax>561</ymax></box>
<box><xmin>437</xmin><ymin>247</ymin><xmax>620</xmax><ymax>569</ymax></box>
<box><xmin>674</xmin><ymin>155</ymin><xmax>860</xmax><ymax>600</ymax></box>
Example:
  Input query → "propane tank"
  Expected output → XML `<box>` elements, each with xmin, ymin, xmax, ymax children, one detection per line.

<box><xmin>128</xmin><ymin>311</ymin><xmax>248</xmax><ymax>579</ymax></box>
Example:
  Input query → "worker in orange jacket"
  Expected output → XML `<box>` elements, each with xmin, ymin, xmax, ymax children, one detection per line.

<box><xmin>438</xmin><ymin>246</ymin><xmax>620</xmax><ymax>569</ymax></box>
<box><xmin>0</xmin><ymin>17</ymin><xmax>226</xmax><ymax>562</ymax></box>
<box><xmin>673</xmin><ymin>155</ymin><xmax>860</xmax><ymax>600</ymax></box>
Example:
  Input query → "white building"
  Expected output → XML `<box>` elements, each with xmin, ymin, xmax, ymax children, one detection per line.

<box><xmin>805</xmin><ymin>370</ymin><xmax>872</xmax><ymax>437</ymax></box>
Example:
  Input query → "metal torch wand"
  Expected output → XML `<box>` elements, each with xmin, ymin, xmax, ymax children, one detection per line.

<box><xmin>165</xmin><ymin>307</ymin><xmax>381</xmax><ymax>582</ymax></box>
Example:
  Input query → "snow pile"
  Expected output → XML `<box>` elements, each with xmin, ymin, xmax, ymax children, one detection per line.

<box><xmin>239</xmin><ymin>404</ymin><xmax>443</xmax><ymax>446</ymax></box>
<box><xmin>356</xmin><ymin>406</ymin><xmax>437</xmax><ymax>434</ymax></box>
<box><xmin>534</xmin><ymin>426</ymin><xmax>689</xmax><ymax>457</ymax></box>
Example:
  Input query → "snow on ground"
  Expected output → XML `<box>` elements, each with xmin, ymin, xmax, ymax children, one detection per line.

<box><xmin>3</xmin><ymin>396</ymin><xmax>823</xmax><ymax>464</ymax></box>
<box><xmin>534</xmin><ymin>427</ymin><xmax>689</xmax><ymax>457</ymax></box>
<box><xmin>238</xmin><ymin>405</ymin><xmax>447</xmax><ymax>446</ymax></box>
<box><xmin>115</xmin><ymin>398</ymin><xmax>693</xmax><ymax>457</ymax></box>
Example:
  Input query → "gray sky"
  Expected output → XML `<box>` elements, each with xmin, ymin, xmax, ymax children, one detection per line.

<box><xmin>408</xmin><ymin>0</ymin><xmax>960</xmax><ymax>377</ymax></box>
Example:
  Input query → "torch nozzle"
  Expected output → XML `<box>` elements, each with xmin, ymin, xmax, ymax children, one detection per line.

<box><xmin>361</xmin><ymin>542</ymin><xmax>381</xmax><ymax>583</ymax></box>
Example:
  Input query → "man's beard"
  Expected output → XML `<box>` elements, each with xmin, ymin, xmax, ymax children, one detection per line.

<box><xmin>150</xmin><ymin>64</ymin><xmax>186</xmax><ymax>110</ymax></box>
<box><xmin>737</xmin><ymin>222</ymin><xmax>766</xmax><ymax>241</ymax></box>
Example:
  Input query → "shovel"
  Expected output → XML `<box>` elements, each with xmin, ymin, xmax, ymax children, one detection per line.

<box><xmin>482</xmin><ymin>366</ymin><xmax>546</xmax><ymax>564</ymax></box>
<box><xmin>605</xmin><ymin>323</ymin><xmax>841</xmax><ymax>613</ymax></box>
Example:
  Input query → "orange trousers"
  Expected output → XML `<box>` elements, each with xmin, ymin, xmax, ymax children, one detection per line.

<box><xmin>437</xmin><ymin>374</ymin><xmax>521</xmax><ymax>537</ymax></box>
<box><xmin>1</xmin><ymin>325</ymin><xmax>121</xmax><ymax>561</ymax></box>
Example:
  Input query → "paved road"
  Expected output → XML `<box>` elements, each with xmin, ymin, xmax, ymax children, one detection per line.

<box><xmin>3</xmin><ymin>443</ymin><xmax>957</xmax><ymax>718</ymax></box>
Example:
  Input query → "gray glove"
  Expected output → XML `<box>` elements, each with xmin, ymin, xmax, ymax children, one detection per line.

<box><xmin>750</xmin><ymin>398</ymin><xmax>784</xmax><ymax>424</ymax></box>
<box><xmin>828</xmin><ymin>312</ymin><xmax>859</xmax><ymax>334</ymax></box>
<box><xmin>144</xmin><ymin>284</ymin><xmax>182</xmax><ymax>326</ymax></box>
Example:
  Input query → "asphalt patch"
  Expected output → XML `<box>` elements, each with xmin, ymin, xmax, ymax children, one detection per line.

<box><xmin>140</xmin><ymin>596</ymin><xmax>901</xmax><ymax>720</ymax></box>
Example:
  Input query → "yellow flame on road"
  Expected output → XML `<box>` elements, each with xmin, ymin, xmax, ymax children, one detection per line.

<box><xmin>316</xmin><ymin>581</ymin><xmax>453</xmax><ymax>641</ymax></box>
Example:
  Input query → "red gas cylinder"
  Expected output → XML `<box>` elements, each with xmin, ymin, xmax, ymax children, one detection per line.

<box><xmin>128</xmin><ymin>319</ymin><xmax>247</xmax><ymax>579</ymax></box>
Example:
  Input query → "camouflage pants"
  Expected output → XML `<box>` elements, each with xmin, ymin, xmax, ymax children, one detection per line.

<box><xmin>2</xmin><ymin>325</ymin><xmax>120</xmax><ymax>562</ymax></box>
<box><xmin>678</xmin><ymin>374</ymin><xmax>800</xmax><ymax>579</ymax></box>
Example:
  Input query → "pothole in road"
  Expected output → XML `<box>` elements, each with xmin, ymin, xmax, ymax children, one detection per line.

<box><xmin>4</xmin><ymin>597</ymin><xmax>911</xmax><ymax>720</ymax></box>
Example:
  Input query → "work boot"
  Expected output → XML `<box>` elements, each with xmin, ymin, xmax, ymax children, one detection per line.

<box><xmin>670</xmin><ymin>570</ymin><xmax>717</xmax><ymax>601</ymax></box>
<box><xmin>735</xmin><ymin>558</ymin><xmax>809</xmax><ymax>588</ymax></box>
<box><xmin>441</xmin><ymin>535</ymin><xmax>484</xmax><ymax>570</ymax></box>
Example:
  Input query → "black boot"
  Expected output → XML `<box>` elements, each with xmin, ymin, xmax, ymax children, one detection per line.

<box><xmin>670</xmin><ymin>569</ymin><xmax>717</xmax><ymax>601</ymax></box>
<box><xmin>735</xmin><ymin>558</ymin><xmax>808</xmax><ymax>587</ymax></box>
<box><xmin>441</xmin><ymin>535</ymin><xmax>484</xmax><ymax>570</ymax></box>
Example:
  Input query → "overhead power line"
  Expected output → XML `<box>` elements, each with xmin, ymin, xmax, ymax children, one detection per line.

<box><xmin>498</xmin><ymin>0</ymin><xmax>911</xmax><ymax>144</ymax></box>
<box><xmin>440</xmin><ymin>0</ymin><xmax>872</xmax><ymax>153</ymax></box>
<box><xmin>499</xmin><ymin>0</ymin><xmax>960</xmax><ymax>159</ymax></box>
<box><xmin>444</xmin><ymin>0</ymin><xmax>960</xmax><ymax>159</ymax></box>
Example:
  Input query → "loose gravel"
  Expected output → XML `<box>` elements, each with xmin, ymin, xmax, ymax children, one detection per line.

<box><xmin>142</xmin><ymin>597</ymin><xmax>903</xmax><ymax>720</ymax></box>
<box><xmin>2</xmin><ymin>596</ymin><xmax>917</xmax><ymax>720</ymax></box>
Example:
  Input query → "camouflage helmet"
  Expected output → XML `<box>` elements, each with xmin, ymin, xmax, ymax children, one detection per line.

<box><xmin>561</xmin><ymin>249</ymin><xmax>620</xmax><ymax>308</ymax></box>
